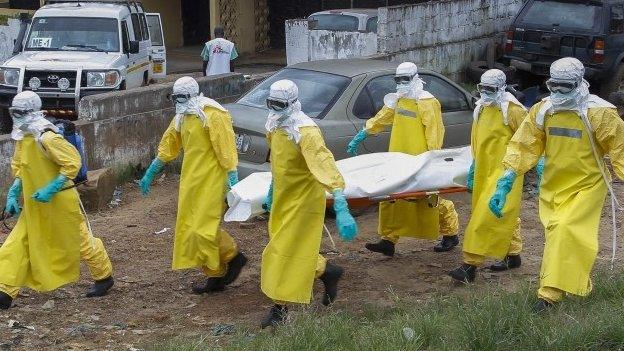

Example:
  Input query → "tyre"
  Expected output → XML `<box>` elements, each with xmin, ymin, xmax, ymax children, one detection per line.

<box><xmin>601</xmin><ymin>63</ymin><xmax>624</xmax><ymax>102</ymax></box>
<box><xmin>467</xmin><ymin>61</ymin><xmax>516</xmax><ymax>83</ymax></box>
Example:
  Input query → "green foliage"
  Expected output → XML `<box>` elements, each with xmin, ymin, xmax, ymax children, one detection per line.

<box><xmin>149</xmin><ymin>270</ymin><xmax>624</xmax><ymax>351</ymax></box>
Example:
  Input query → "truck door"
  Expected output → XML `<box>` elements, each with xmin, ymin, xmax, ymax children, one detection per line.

<box><xmin>146</xmin><ymin>13</ymin><xmax>166</xmax><ymax>79</ymax></box>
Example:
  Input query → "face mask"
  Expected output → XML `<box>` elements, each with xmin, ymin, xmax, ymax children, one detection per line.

<box><xmin>550</xmin><ymin>92</ymin><xmax>577</xmax><ymax>110</ymax></box>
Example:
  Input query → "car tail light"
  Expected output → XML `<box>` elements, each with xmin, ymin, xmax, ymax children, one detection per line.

<box><xmin>505</xmin><ymin>30</ymin><xmax>514</xmax><ymax>53</ymax></box>
<box><xmin>593</xmin><ymin>38</ymin><xmax>605</xmax><ymax>63</ymax></box>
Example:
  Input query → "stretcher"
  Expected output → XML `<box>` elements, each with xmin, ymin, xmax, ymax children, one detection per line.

<box><xmin>328</xmin><ymin>186</ymin><xmax>468</xmax><ymax>208</ymax></box>
<box><xmin>225</xmin><ymin>147</ymin><xmax>472</xmax><ymax>222</ymax></box>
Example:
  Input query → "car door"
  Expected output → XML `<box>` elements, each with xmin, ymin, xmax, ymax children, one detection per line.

<box><xmin>346</xmin><ymin>72</ymin><xmax>394</xmax><ymax>153</ymax></box>
<box><xmin>420</xmin><ymin>73</ymin><xmax>473</xmax><ymax>148</ymax></box>
<box><xmin>146</xmin><ymin>13</ymin><xmax>166</xmax><ymax>79</ymax></box>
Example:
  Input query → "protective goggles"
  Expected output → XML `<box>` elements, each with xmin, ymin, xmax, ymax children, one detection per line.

<box><xmin>394</xmin><ymin>74</ymin><xmax>415</xmax><ymax>85</ymax></box>
<box><xmin>266</xmin><ymin>97</ymin><xmax>293</xmax><ymax>112</ymax></box>
<box><xmin>546</xmin><ymin>79</ymin><xmax>578</xmax><ymax>94</ymax></box>
<box><xmin>476</xmin><ymin>83</ymin><xmax>500</xmax><ymax>94</ymax></box>
<box><xmin>168</xmin><ymin>93</ymin><xmax>192</xmax><ymax>104</ymax></box>
<box><xmin>8</xmin><ymin>107</ymin><xmax>33</xmax><ymax>119</ymax></box>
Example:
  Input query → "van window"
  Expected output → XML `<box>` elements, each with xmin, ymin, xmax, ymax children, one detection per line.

<box><xmin>139</xmin><ymin>13</ymin><xmax>150</xmax><ymax>41</ymax></box>
<box><xmin>611</xmin><ymin>5</ymin><xmax>624</xmax><ymax>34</ymax></box>
<box><xmin>146</xmin><ymin>15</ymin><xmax>164</xmax><ymax>46</ymax></box>
<box><xmin>121</xmin><ymin>20</ymin><xmax>130</xmax><ymax>52</ymax></box>
<box><xmin>518</xmin><ymin>1</ymin><xmax>601</xmax><ymax>31</ymax></box>
<box><xmin>130</xmin><ymin>13</ymin><xmax>142</xmax><ymax>40</ymax></box>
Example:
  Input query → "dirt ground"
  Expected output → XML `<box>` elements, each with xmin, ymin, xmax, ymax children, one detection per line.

<box><xmin>1</xmin><ymin>175</ymin><xmax>622</xmax><ymax>351</ymax></box>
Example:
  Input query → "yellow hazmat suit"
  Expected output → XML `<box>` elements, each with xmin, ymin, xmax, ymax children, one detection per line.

<box><xmin>156</xmin><ymin>106</ymin><xmax>239</xmax><ymax>277</ymax></box>
<box><xmin>365</xmin><ymin>97</ymin><xmax>459</xmax><ymax>242</ymax></box>
<box><xmin>503</xmin><ymin>102</ymin><xmax>624</xmax><ymax>302</ymax></box>
<box><xmin>463</xmin><ymin>103</ymin><xmax>526</xmax><ymax>265</ymax></box>
<box><xmin>261</xmin><ymin>126</ymin><xmax>344</xmax><ymax>304</ymax></box>
<box><xmin>0</xmin><ymin>132</ymin><xmax>112</xmax><ymax>297</ymax></box>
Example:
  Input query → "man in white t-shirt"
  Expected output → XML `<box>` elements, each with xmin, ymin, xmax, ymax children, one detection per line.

<box><xmin>201</xmin><ymin>26</ymin><xmax>238</xmax><ymax>76</ymax></box>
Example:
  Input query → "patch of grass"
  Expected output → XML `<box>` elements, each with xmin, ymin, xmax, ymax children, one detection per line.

<box><xmin>148</xmin><ymin>270</ymin><xmax>624</xmax><ymax>350</ymax></box>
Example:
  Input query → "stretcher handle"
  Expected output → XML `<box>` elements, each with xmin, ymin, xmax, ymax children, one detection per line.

<box><xmin>326</xmin><ymin>187</ymin><xmax>467</xmax><ymax>208</ymax></box>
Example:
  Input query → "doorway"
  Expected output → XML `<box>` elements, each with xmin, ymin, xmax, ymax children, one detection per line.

<box><xmin>181</xmin><ymin>0</ymin><xmax>210</xmax><ymax>46</ymax></box>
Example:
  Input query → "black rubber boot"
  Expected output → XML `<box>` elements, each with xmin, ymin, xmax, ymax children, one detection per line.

<box><xmin>448</xmin><ymin>264</ymin><xmax>477</xmax><ymax>283</ymax></box>
<box><xmin>533</xmin><ymin>298</ymin><xmax>554</xmax><ymax>314</ymax></box>
<box><xmin>85</xmin><ymin>276</ymin><xmax>114</xmax><ymax>298</ymax></box>
<box><xmin>222</xmin><ymin>252</ymin><xmax>248</xmax><ymax>285</ymax></box>
<box><xmin>192</xmin><ymin>277</ymin><xmax>225</xmax><ymax>294</ymax></box>
<box><xmin>319</xmin><ymin>263</ymin><xmax>344</xmax><ymax>306</ymax></box>
<box><xmin>433</xmin><ymin>235</ymin><xmax>459</xmax><ymax>252</ymax></box>
<box><xmin>365</xmin><ymin>239</ymin><xmax>395</xmax><ymax>257</ymax></box>
<box><xmin>0</xmin><ymin>291</ymin><xmax>12</xmax><ymax>310</ymax></box>
<box><xmin>490</xmin><ymin>255</ymin><xmax>522</xmax><ymax>272</ymax></box>
<box><xmin>261</xmin><ymin>304</ymin><xmax>288</xmax><ymax>329</ymax></box>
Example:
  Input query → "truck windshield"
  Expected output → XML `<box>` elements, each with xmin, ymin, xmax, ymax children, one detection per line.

<box><xmin>519</xmin><ymin>1</ymin><xmax>601</xmax><ymax>31</ymax></box>
<box><xmin>309</xmin><ymin>14</ymin><xmax>359</xmax><ymax>32</ymax></box>
<box><xmin>26</xmin><ymin>17</ymin><xmax>120</xmax><ymax>52</ymax></box>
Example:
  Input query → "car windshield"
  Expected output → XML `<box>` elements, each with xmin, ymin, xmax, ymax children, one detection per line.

<box><xmin>519</xmin><ymin>1</ymin><xmax>601</xmax><ymax>30</ymax></box>
<box><xmin>310</xmin><ymin>14</ymin><xmax>359</xmax><ymax>31</ymax></box>
<box><xmin>26</xmin><ymin>17</ymin><xmax>120</xmax><ymax>52</ymax></box>
<box><xmin>238</xmin><ymin>68</ymin><xmax>350</xmax><ymax>119</ymax></box>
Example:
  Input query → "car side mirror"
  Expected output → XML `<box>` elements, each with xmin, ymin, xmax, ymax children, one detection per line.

<box><xmin>128</xmin><ymin>41</ymin><xmax>140</xmax><ymax>54</ymax></box>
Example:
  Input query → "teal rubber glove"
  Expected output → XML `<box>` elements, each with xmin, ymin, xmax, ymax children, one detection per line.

<box><xmin>332</xmin><ymin>189</ymin><xmax>358</xmax><ymax>241</ymax></box>
<box><xmin>488</xmin><ymin>170</ymin><xmax>517</xmax><ymax>218</ymax></box>
<box><xmin>32</xmin><ymin>175</ymin><xmax>68</xmax><ymax>203</ymax></box>
<box><xmin>536</xmin><ymin>156</ymin><xmax>545</xmax><ymax>191</ymax></box>
<box><xmin>347</xmin><ymin>129</ymin><xmax>368</xmax><ymax>156</ymax></box>
<box><xmin>262</xmin><ymin>182</ymin><xmax>273</xmax><ymax>213</ymax></box>
<box><xmin>227</xmin><ymin>170</ymin><xmax>239</xmax><ymax>188</ymax></box>
<box><xmin>467</xmin><ymin>161</ymin><xmax>475</xmax><ymax>192</ymax></box>
<box><xmin>5</xmin><ymin>178</ymin><xmax>22</xmax><ymax>216</ymax></box>
<box><xmin>139</xmin><ymin>158</ymin><xmax>165</xmax><ymax>196</ymax></box>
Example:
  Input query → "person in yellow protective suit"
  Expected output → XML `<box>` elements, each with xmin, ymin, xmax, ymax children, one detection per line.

<box><xmin>260</xmin><ymin>80</ymin><xmax>358</xmax><ymax>328</ymax></box>
<box><xmin>139</xmin><ymin>77</ymin><xmax>246</xmax><ymax>294</ymax></box>
<box><xmin>489</xmin><ymin>58</ymin><xmax>624</xmax><ymax>312</ymax></box>
<box><xmin>0</xmin><ymin>91</ymin><xmax>114</xmax><ymax>309</ymax></box>
<box><xmin>448</xmin><ymin>69</ymin><xmax>527</xmax><ymax>283</ymax></box>
<box><xmin>347</xmin><ymin>62</ymin><xmax>459</xmax><ymax>255</ymax></box>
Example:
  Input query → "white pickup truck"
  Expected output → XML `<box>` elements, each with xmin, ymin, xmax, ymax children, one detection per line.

<box><xmin>0</xmin><ymin>0</ymin><xmax>166</xmax><ymax>117</ymax></box>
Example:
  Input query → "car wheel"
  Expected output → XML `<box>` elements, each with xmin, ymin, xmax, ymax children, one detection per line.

<box><xmin>602</xmin><ymin>63</ymin><xmax>624</xmax><ymax>103</ymax></box>
<box><xmin>467</xmin><ymin>61</ymin><xmax>516</xmax><ymax>83</ymax></box>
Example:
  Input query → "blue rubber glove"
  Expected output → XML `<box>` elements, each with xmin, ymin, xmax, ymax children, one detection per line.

<box><xmin>262</xmin><ymin>182</ymin><xmax>273</xmax><ymax>213</ymax></box>
<box><xmin>227</xmin><ymin>170</ymin><xmax>239</xmax><ymax>188</ymax></box>
<box><xmin>139</xmin><ymin>158</ymin><xmax>165</xmax><ymax>196</ymax></box>
<box><xmin>5</xmin><ymin>178</ymin><xmax>22</xmax><ymax>216</ymax></box>
<box><xmin>332</xmin><ymin>189</ymin><xmax>358</xmax><ymax>241</ymax></box>
<box><xmin>467</xmin><ymin>161</ymin><xmax>475</xmax><ymax>192</ymax></box>
<box><xmin>536</xmin><ymin>156</ymin><xmax>545</xmax><ymax>191</ymax></box>
<box><xmin>32</xmin><ymin>175</ymin><xmax>68</xmax><ymax>203</ymax></box>
<box><xmin>347</xmin><ymin>129</ymin><xmax>368</xmax><ymax>156</ymax></box>
<box><xmin>488</xmin><ymin>170</ymin><xmax>517</xmax><ymax>218</ymax></box>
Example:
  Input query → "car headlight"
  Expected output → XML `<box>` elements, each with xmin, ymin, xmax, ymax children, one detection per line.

<box><xmin>86</xmin><ymin>70</ymin><xmax>120</xmax><ymax>88</ymax></box>
<box><xmin>0</xmin><ymin>68</ymin><xmax>20</xmax><ymax>86</ymax></box>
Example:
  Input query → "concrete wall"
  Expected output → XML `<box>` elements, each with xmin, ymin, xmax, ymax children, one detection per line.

<box><xmin>376</xmin><ymin>0</ymin><xmax>523</xmax><ymax>80</ymax></box>
<box><xmin>286</xmin><ymin>19</ymin><xmax>378</xmax><ymax>65</ymax></box>
<box><xmin>0</xmin><ymin>73</ymin><xmax>264</xmax><ymax>195</ymax></box>
<box><xmin>0</xmin><ymin>18</ymin><xmax>21</xmax><ymax>62</ymax></box>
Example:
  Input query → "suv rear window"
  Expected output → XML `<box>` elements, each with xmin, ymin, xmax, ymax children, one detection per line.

<box><xmin>309</xmin><ymin>14</ymin><xmax>359</xmax><ymax>32</ymax></box>
<box><xmin>518</xmin><ymin>1</ymin><xmax>601</xmax><ymax>31</ymax></box>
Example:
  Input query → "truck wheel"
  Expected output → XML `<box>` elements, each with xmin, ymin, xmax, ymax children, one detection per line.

<box><xmin>602</xmin><ymin>63</ymin><xmax>624</xmax><ymax>103</ymax></box>
<box><xmin>467</xmin><ymin>61</ymin><xmax>516</xmax><ymax>83</ymax></box>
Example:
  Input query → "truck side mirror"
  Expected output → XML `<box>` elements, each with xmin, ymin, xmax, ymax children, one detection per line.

<box><xmin>129</xmin><ymin>41</ymin><xmax>140</xmax><ymax>54</ymax></box>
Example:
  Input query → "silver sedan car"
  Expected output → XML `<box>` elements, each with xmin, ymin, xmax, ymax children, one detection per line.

<box><xmin>227</xmin><ymin>59</ymin><xmax>476</xmax><ymax>178</ymax></box>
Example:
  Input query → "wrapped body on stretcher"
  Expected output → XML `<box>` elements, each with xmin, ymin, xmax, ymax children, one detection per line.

<box><xmin>225</xmin><ymin>147</ymin><xmax>472</xmax><ymax>222</ymax></box>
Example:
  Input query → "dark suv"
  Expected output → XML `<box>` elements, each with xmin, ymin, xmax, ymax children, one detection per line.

<box><xmin>502</xmin><ymin>0</ymin><xmax>624</xmax><ymax>96</ymax></box>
